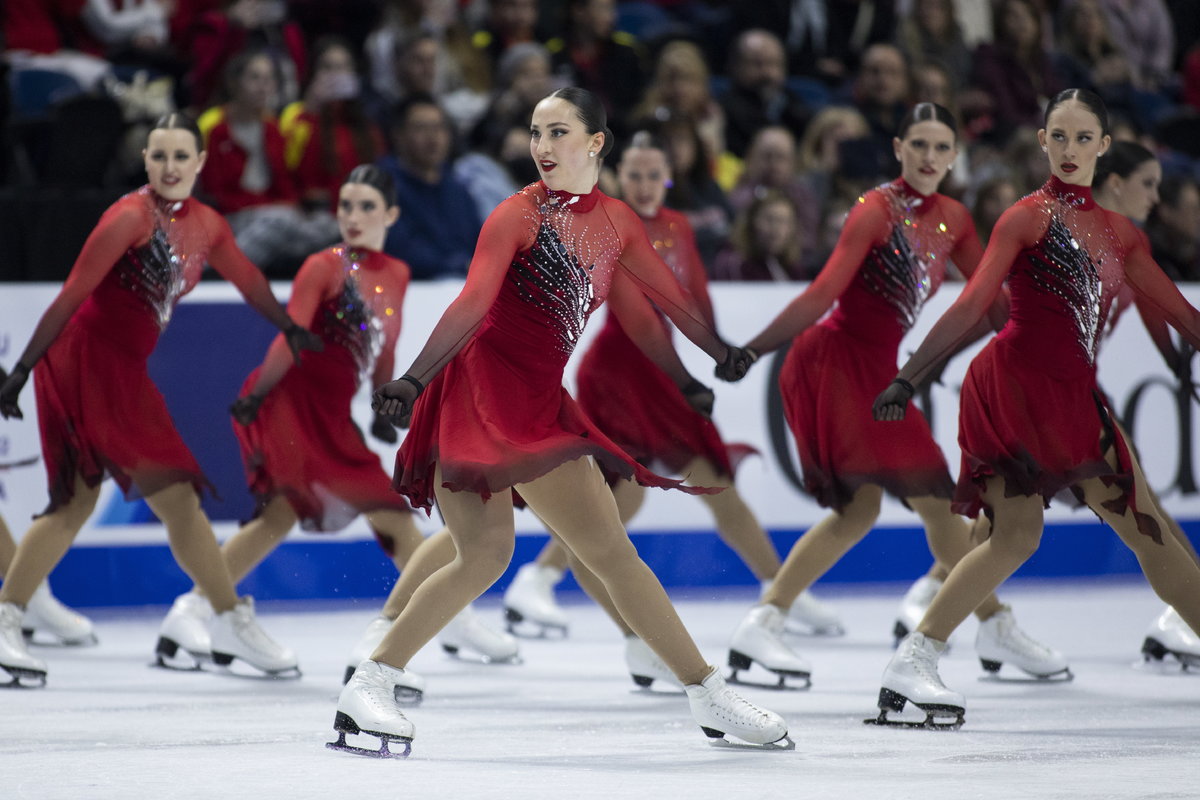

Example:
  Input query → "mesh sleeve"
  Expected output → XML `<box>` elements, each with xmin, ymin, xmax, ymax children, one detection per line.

<box><xmin>1119</xmin><ymin>218</ymin><xmax>1200</xmax><ymax>352</ymax></box>
<box><xmin>203</xmin><ymin>207</ymin><xmax>294</xmax><ymax>332</ymax></box>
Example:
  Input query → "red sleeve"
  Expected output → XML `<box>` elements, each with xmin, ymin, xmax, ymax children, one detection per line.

<box><xmin>609</xmin><ymin>199</ymin><xmax>727</xmax><ymax>362</ymax></box>
<box><xmin>947</xmin><ymin>200</ymin><xmax>1009</xmax><ymax>331</ymax></box>
<box><xmin>248</xmin><ymin>252</ymin><xmax>341</xmax><ymax>397</ymax></box>
<box><xmin>670</xmin><ymin>210</ymin><xmax>718</xmax><ymax>331</ymax></box>
<box><xmin>201</xmin><ymin>206</ymin><xmax>294</xmax><ymax>332</ymax></box>
<box><xmin>371</xmin><ymin>258</ymin><xmax>410</xmax><ymax>391</ymax></box>
<box><xmin>1117</xmin><ymin>217</ymin><xmax>1200</xmax><ymax>352</ymax></box>
<box><xmin>400</xmin><ymin>194</ymin><xmax>536</xmax><ymax>384</ymax></box>
<box><xmin>746</xmin><ymin>191</ymin><xmax>892</xmax><ymax>354</ymax></box>
<box><xmin>15</xmin><ymin>197</ymin><xmax>150</xmax><ymax>367</ymax></box>
<box><xmin>896</xmin><ymin>199</ymin><xmax>1046</xmax><ymax>386</ymax></box>
<box><xmin>607</xmin><ymin>269</ymin><xmax>694</xmax><ymax>389</ymax></box>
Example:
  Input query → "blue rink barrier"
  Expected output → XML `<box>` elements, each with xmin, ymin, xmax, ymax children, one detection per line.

<box><xmin>42</xmin><ymin>520</ymin><xmax>1191</xmax><ymax>609</ymax></box>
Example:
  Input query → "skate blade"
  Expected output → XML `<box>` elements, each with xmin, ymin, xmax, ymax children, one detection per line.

<box><xmin>1135</xmin><ymin>654</ymin><xmax>1200</xmax><ymax>674</ymax></box>
<box><xmin>440</xmin><ymin>644</ymin><xmax>522</xmax><ymax>666</ymax></box>
<box><xmin>153</xmin><ymin>641</ymin><xmax>210</xmax><ymax>672</ymax></box>
<box><xmin>783</xmin><ymin>621</ymin><xmax>845</xmax><ymax>638</ymax></box>
<box><xmin>209</xmin><ymin>656</ymin><xmax>303</xmax><ymax>680</ymax></box>
<box><xmin>1141</xmin><ymin>637</ymin><xmax>1200</xmax><ymax>672</ymax></box>
<box><xmin>23</xmin><ymin>629</ymin><xmax>99</xmax><ymax>648</ymax></box>
<box><xmin>326</xmin><ymin>731</ymin><xmax>411</xmax><ymax>759</ymax></box>
<box><xmin>394</xmin><ymin>686</ymin><xmax>424</xmax><ymax>706</ymax></box>
<box><xmin>1</xmin><ymin>666</ymin><xmax>48</xmax><ymax>688</ymax></box>
<box><xmin>978</xmin><ymin>660</ymin><xmax>1073</xmax><ymax>683</ymax></box>
<box><xmin>504</xmin><ymin>609</ymin><xmax>568</xmax><ymax>640</ymax></box>
<box><xmin>629</xmin><ymin>674</ymin><xmax>684</xmax><ymax>693</ymax></box>
<box><xmin>703</xmin><ymin>729</ymin><xmax>796</xmax><ymax>751</ymax></box>
<box><xmin>863</xmin><ymin>710</ymin><xmax>964</xmax><ymax>730</ymax></box>
<box><xmin>727</xmin><ymin>660</ymin><xmax>812</xmax><ymax>691</ymax></box>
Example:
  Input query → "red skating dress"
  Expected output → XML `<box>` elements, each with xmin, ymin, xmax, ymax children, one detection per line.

<box><xmin>394</xmin><ymin>182</ymin><xmax>728</xmax><ymax>512</ymax></box>
<box><xmin>757</xmin><ymin>179</ymin><xmax>984</xmax><ymax>511</ymax></box>
<box><xmin>897</xmin><ymin>177</ymin><xmax>1200</xmax><ymax>540</ymax></box>
<box><xmin>576</xmin><ymin>207</ymin><xmax>751</xmax><ymax>476</ymax></box>
<box><xmin>234</xmin><ymin>246</ymin><xmax>412</xmax><ymax>531</ymax></box>
<box><xmin>29</xmin><ymin>187</ymin><xmax>293</xmax><ymax>513</ymax></box>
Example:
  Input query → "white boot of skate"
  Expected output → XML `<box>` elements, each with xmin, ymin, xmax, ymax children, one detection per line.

<box><xmin>624</xmin><ymin>634</ymin><xmax>681</xmax><ymax>690</ymax></box>
<box><xmin>778</xmin><ymin>585</ymin><xmax>844</xmax><ymax>636</ymax></box>
<box><xmin>685</xmin><ymin>668</ymin><xmax>792</xmax><ymax>747</ymax></box>
<box><xmin>209</xmin><ymin>597</ymin><xmax>300</xmax><ymax>677</ymax></box>
<box><xmin>728</xmin><ymin>605</ymin><xmax>812</xmax><ymax>689</ymax></box>
<box><xmin>893</xmin><ymin>575</ymin><xmax>942</xmax><ymax>645</ymax></box>
<box><xmin>1142</xmin><ymin>606</ymin><xmax>1200</xmax><ymax>669</ymax></box>
<box><xmin>503</xmin><ymin>563</ymin><xmax>569</xmax><ymax>638</ymax></box>
<box><xmin>975</xmin><ymin>606</ymin><xmax>1071</xmax><ymax>680</ymax></box>
<box><xmin>869</xmin><ymin>632</ymin><xmax>964</xmax><ymax>729</ymax></box>
<box><xmin>22</xmin><ymin>581</ymin><xmax>97</xmax><ymax>646</ymax></box>
<box><xmin>156</xmin><ymin>591</ymin><xmax>213</xmax><ymax>669</ymax></box>
<box><xmin>328</xmin><ymin>660</ymin><xmax>415</xmax><ymax>758</ymax></box>
<box><xmin>343</xmin><ymin>615</ymin><xmax>426</xmax><ymax>704</ymax></box>
<box><xmin>0</xmin><ymin>602</ymin><xmax>47</xmax><ymax>687</ymax></box>
<box><xmin>439</xmin><ymin>606</ymin><xmax>520</xmax><ymax>664</ymax></box>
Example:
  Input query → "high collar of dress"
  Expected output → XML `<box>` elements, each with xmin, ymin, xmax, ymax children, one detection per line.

<box><xmin>542</xmin><ymin>182</ymin><xmax>601</xmax><ymax>213</ymax></box>
<box><xmin>1047</xmin><ymin>175</ymin><xmax>1095</xmax><ymax>210</ymax></box>
<box><xmin>148</xmin><ymin>186</ymin><xmax>190</xmax><ymax>218</ymax></box>
<box><xmin>894</xmin><ymin>177</ymin><xmax>935</xmax><ymax>211</ymax></box>
<box><xmin>337</xmin><ymin>244</ymin><xmax>383</xmax><ymax>270</ymax></box>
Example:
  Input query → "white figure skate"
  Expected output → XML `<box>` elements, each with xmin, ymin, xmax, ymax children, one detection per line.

<box><xmin>328</xmin><ymin>660</ymin><xmax>414</xmax><ymax>758</ymax></box>
<box><xmin>209</xmin><ymin>597</ymin><xmax>300</xmax><ymax>678</ymax></box>
<box><xmin>893</xmin><ymin>575</ymin><xmax>942</xmax><ymax>645</ymax></box>
<box><xmin>503</xmin><ymin>563</ymin><xmax>569</xmax><ymax>638</ymax></box>
<box><xmin>1142</xmin><ymin>606</ymin><xmax>1200</xmax><ymax>669</ymax></box>
<box><xmin>22</xmin><ymin>581</ymin><xmax>97</xmax><ymax>646</ymax></box>
<box><xmin>685</xmin><ymin>668</ymin><xmax>792</xmax><ymax>748</ymax></box>
<box><xmin>867</xmin><ymin>632</ymin><xmax>964</xmax><ymax>730</ymax></box>
<box><xmin>0</xmin><ymin>602</ymin><xmax>47</xmax><ymax>687</ymax></box>
<box><xmin>625</xmin><ymin>634</ymin><xmax>681</xmax><ymax>690</ymax></box>
<box><xmin>439</xmin><ymin>606</ymin><xmax>520</xmax><ymax>664</ymax></box>
<box><xmin>976</xmin><ymin>606</ymin><xmax>1071</xmax><ymax>680</ymax></box>
<box><xmin>343</xmin><ymin>615</ymin><xmax>426</xmax><ymax>703</ymax></box>
<box><xmin>782</xmin><ymin>588</ymin><xmax>844</xmax><ymax>636</ymax></box>
<box><xmin>728</xmin><ymin>605</ymin><xmax>812</xmax><ymax>689</ymax></box>
<box><xmin>155</xmin><ymin>591</ymin><xmax>213</xmax><ymax>669</ymax></box>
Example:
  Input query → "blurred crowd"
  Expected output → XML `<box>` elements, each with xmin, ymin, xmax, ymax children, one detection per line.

<box><xmin>3</xmin><ymin>0</ymin><xmax>1200</xmax><ymax>282</ymax></box>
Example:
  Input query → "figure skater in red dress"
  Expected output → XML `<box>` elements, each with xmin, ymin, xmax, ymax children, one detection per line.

<box><xmin>870</xmin><ymin>90</ymin><xmax>1200</xmax><ymax>729</ymax></box>
<box><xmin>725</xmin><ymin>103</ymin><xmax>1066</xmax><ymax>690</ymax></box>
<box><xmin>329</xmin><ymin>88</ymin><xmax>788</xmax><ymax>757</ymax></box>
<box><xmin>0</xmin><ymin>114</ymin><xmax>321</xmax><ymax>687</ymax></box>
<box><xmin>153</xmin><ymin>165</ymin><xmax>517</xmax><ymax>676</ymax></box>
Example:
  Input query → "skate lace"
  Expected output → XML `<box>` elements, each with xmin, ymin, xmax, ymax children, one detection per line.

<box><xmin>231</xmin><ymin>603</ymin><xmax>284</xmax><ymax>657</ymax></box>
<box><xmin>358</xmin><ymin>667</ymin><xmax>401</xmax><ymax>713</ymax></box>
<box><xmin>0</xmin><ymin>604</ymin><xmax>24</xmax><ymax>642</ymax></box>
<box><xmin>909</xmin><ymin>640</ymin><xmax>949</xmax><ymax>690</ymax></box>
<box><xmin>997</xmin><ymin>616</ymin><xmax>1054</xmax><ymax>659</ymax></box>
<box><xmin>713</xmin><ymin>684</ymin><xmax>775</xmax><ymax>726</ymax></box>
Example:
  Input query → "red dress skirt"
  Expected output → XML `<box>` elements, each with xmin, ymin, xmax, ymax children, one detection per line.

<box><xmin>576</xmin><ymin>313</ymin><xmax>752</xmax><ymax>477</ymax></box>
<box><xmin>235</xmin><ymin>342</ymin><xmax>410</xmax><ymax>532</ymax></box>
<box><xmin>34</xmin><ymin>282</ymin><xmax>210</xmax><ymax>514</ymax></box>
<box><xmin>780</xmin><ymin>304</ymin><xmax>954</xmax><ymax>513</ymax></box>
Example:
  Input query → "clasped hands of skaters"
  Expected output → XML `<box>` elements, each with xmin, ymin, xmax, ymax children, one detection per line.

<box><xmin>370</xmin><ymin>345</ymin><xmax>759</xmax><ymax>429</ymax></box>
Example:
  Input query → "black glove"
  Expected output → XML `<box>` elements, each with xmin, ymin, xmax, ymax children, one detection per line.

<box><xmin>284</xmin><ymin>323</ymin><xmax>324</xmax><ymax>364</ymax></box>
<box><xmin>370</xmin><ymin>411</ymin><xmax>398</xmax><ymax>444</ymax></box>
<box><xmin>230</xmin><ymin>393</ymin><xmax>265</xmax><ymax>425</ymax></box>
<box><xmin>372</xmin><ymin>374</ymin><xmax>423</xmax><ymax>428</ymax></box>
<box><xmin>714</xmin><ymin>345</ymin><xmax>758</xmax><ymax>383</ymax></box>
<box><xmin>682</xmin><ymin>379</ymin><xmax>715</xmax><ymax>419</ymax></box>
<box><xmin>872</xmin><ymin>378</ymin><xmax>915</xmax><ymax>422</ymax></box>
<box><xmin>0</xmin><ymin>362</ymin><xmax>31</xmax><ymax>420</ymax></box>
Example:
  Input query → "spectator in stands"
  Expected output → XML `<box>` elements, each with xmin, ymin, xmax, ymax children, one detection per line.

<box><xmin>727</xmin><ymin>126</ymin><xmax>819</xmax><ymax>265</ymax></box>
<box><xmin>713</xmin><ymin>190</ymin><xmax>811</xmax><ymax>282</ymax></box>
<box><xmin>187</xmin><ymin>0</ymin><xmax>307</xmax><ymax>111</ymax></box>
<box><xmin>1147</xmin><ymin>175</ymin><xmax>1200</xmax><ymax>282</ymax></box>
<box><xmin>546</xmin><ymin>0</ymin><xmax>646</xmax><ymax>138</ymax></box>
<box><xmin>656</xmin><ymin>113</ymin><xmax>733</xmax><ymax>271</ymax></box>
<box><xmin>970</xmin><ymin>0</ymin><xmax>1066</xmax><ymax>140</ymax></box>
<box><xmin>630</xmin><ymin>39</ymin><xmax>726</xmax><ymax>176</ymax></box>
<box><xmin>851</xmin><ymin>43</ymin><xmax>911</xmax><ymax>180</ymax></box>
<box><xmin>468</xmin><ymin>42</ymin><xmax>553</xmax><ymax>174</ymax></box>
<box><xmin>1096</xmin><ymin>0</ymin><xmax>1174</xmax><ymax>92</ymax></box>
<box><xmin>895</xmin><ymin>0</ymin><xmax>972</xmax><ymax>88</ymax></box>
<box><xmin>795</xmin><ymin>105</ymin><xmax>870</xmax><ymax>218</ymax></box>
<box><xmin>199</xmin><ymin>49</ymin><xmax>337</xmax><ymax>274</ymax></box>
<box><xmin>464</xmin><ymin>0</ymin><xmax>541</xmax><ymax>94</ymax></box>
<box><xmin>2</xmin><ymin>0</ymin><xmax>112</xmax><ymax>92</ymax></box>
<box><xmin>281</xmin><ymin>37</ymin><xmax>384</xmax><ymax>213</ymax></box>
<box><xmin>379</xmin><ymin>94</ymin><xmax>482</xmax><ymax>280</ymax></box>
<box><xmin>719</xmin><ymin>29</ymin><xmax>811</xmax><ymax>159</ymax></box>
<box><xmin>970</xmin><ymin>175</ymin><xmax>1019</xmax><ymax>247</ymax></box>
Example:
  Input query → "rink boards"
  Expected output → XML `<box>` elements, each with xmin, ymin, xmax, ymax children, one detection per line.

<box><xmin>2</xmin><ymin>281</ymin><xmax>1198</xmax><ymax>607</ymax></box>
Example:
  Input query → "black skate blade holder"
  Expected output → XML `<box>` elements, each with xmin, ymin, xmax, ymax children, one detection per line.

<box><xmin>703</xmin><ymin>728</ymin><xmax>797</xmax><ymax>751</ymax></box>
<box><xmin>326</xmin><ymin>730</ymin><xmax>412</xmax><ymax>758</ymax></box>
<box><xmin>0</xmin><ymin>666</ymin><xmax>47</xmax><ymax>689</ymax></box>
<box><xmin>504</xmin><ymin>607</ymin><xmax>568</xmax><ymax>639</ymax></box>
<box><xmin>863</xmin><ymin>688</ymin><xmax>964</xmax><ymax>730</ymax></box>
<box><xmin>727</xmin><ymin>651</ymin><xmax>812</xmax><ymax>691</ymax></box>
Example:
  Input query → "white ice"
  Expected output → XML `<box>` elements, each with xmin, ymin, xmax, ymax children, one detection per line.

<box><xmin>3</xmin><ymin>579</ymin><xmax>1198</xmax><ymax>800</ymax></box>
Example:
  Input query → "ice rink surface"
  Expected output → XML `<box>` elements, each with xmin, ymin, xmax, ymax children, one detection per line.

<box><xmin>4</xmin><ymin>579</ymin><xmax>1198</xmax><ymax>800</ymax></box>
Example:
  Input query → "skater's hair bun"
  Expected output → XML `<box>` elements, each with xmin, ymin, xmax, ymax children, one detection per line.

<box><xmin>547</xmin><ymin>87</ymin><xmax>615</xmax><ymax>159</ymax></box>
<box><xmin>896</xmin><ymin>102</ymin><xmax>958</xmax><ymax>140</ymax></box>
<box><xmin>151</xmin><ymin>113</ymin><xmax>204</xmax><ymax>152</ymax></box>
<box><xmin>1044</xmin><ymin>88</ymin><xmax>1110</xmax><ymax>137</ymax></box>
<box><xmin>344</xmin><ymin>164</ymin><xmax>398</xmax><ymax>207</ymax></box>
<box><xmin>1093</xmin><ymin>141</ymin><xmax>1155</xmax><ymax>188</ymax></box>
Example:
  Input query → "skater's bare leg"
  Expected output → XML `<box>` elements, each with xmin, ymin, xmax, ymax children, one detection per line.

<box><xmin>365</xmin><ymin>509</ymin><xmax>427</xmax><ymax>568</ymax></box>
<box><xmin>533</xmin><ymin>536</ymin><xmax>570</xmax><ymax>572</ymax></box>
<box><xmin>1111</xmin><ymin>418</ymin><xmax>1199</xmax><ymax>566</ymax></box>
<box><xmin>0</xmin><ymin>514</ymin><xmax>16</xmax><ymax>577</ymax></box>
<box><xmin>143</xmin><ymin>482</ymin><xmax>239</xmax><ymax>613</ymax></box>
<box><xmin>204</xmin><ymin>495</ymin><xmax>298</xmax><ymax>588</ymax></box>
<box><xmin>371</xmin><ymin>468</ymin><xmax>516</xmax><ymax>667</ymax></box>
<box><xmin>0</xmin><ymin>474</ymin><xmax>98</xmax><ymax>606</ymax></box>
<box><xmin>907</xmin><ymin>496</ymin><xmax>1004</xmax><ymax>621</ymax></box>
<box><xmin>917</xmin><ymin>479</ymin><xmax>1044</xmax><ymax>642</ymax></box>
<box><xmin>378</xmin><ymin>526</ymin><xmax>457</xmax><ymax>619</ymax></box>
<box><xmin>611</xmin><ymin>478</ymin><xmax>646</xmax><ymax>527</ymax></box>
<box><xmin>560</xmin><ymin>546</ymin><xmax>633</xmax><ymax>636</ymax></box>
<box><xmin>519</xmin><ymin>457</ymin><xmax>712</xmax><ymax>685</ymax></box>
<box><xmin>685</xmin><ymin>458</ymin><xmax>782</xmax><ymax>580</ymax></box>
<box><xmin>761</xmin><ymin>485</ymin><xmax>882</xmax><ymax>610</ymax></box>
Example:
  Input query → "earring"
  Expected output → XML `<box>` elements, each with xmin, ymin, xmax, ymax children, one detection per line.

<box><xmin>947</xmin><ymin>163</ymin><xmax>954</xmax><ymax>171</ymax></box>
<box><xmin>588</xmin><ymin>151</ymin><xmax>597</xmax><ymax>158</ymax></box>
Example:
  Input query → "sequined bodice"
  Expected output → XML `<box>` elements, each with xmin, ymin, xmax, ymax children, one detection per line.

<box><xmin>856</xmin><ymin>182</ymin><xmax>955</xmax><ymax>332</ymax></box>
<box><xmin>318</xmin><ymin>247</ymin><xmax>389</xmax><ymax>383</ymax></box>
<box><xmin>111</xmin><ymin>195</ymin><xmax>205</xmax><ymax>329</ymax></box>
